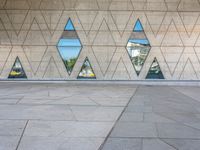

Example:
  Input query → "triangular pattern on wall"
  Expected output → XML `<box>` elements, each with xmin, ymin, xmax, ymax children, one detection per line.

<box><xmin>8</xmin><ymin>57</ymin><xmax>27</xmax><ymax>79</ymax></box>
<box><xmin>4</xmin><ymin>0</ymin><xmax>30</xmax><ymax>9</ymax></box>
<box><xmin>23</xmin><ymin>46</ymin><xmax>47</xmax><ymax>74</ymax></box>
<box><xmin>180</xmin><ymin>59</ymin><xmax>198</xmax><ymax>80</ymax></box>
<box><xmin>40</xmin><ymin>0</ymin><xmax>64</xmax><ymax>10</ymax></box>
<box><xmin>126</xmin><ymin>19</ymin><xmax>151</xmax><ymax>76</ymax></box>
<box><xmin>165</xmin><ymin>0</ymin><xmax>180</xmax><ymax>11</ymax></box>
<box><xmin>93</xmin><ymin>19</ymin><xmax>116</xmax><ymax>46</ymax></box>
<box><xmin>179</xmin><ymin>12</ymin><xmax>199</xmax><ymax>36</ymax></box>
<box><xmin>112</xmin><ymin>58</ymin><xmax>130</xmax><ymax>80</ymax></box>
<box><xmin>146</xmin><ymin>0</ymin><xmax>167</xmax><ymax>11</ymax></box>
<box><xmin>161</xmin><ymin>47</ymin><xmax>184</xmax><ymax>76</ymax></box>
<box><xmin>62</xmin><ymin>0</ymin><xmax>77</xmax><ymax>9</ymax></box>
<box><xmin>23</xmin><ymin>19</ymin><xmax>46</xmax><ymax>45</ymax></box>
<box><xmin>0</xmin><ymin>46</ymin><xmax>12</xmax><ymax>75</ymax></box>
<box><xmin>109</xmin><ymin>0</ymin><xmax>133</xmax><ymax>10</ymax></box>
<box><xmin>27</xmin><ymin>0</ymin><xmax>42</xmax><ymax>9</ymax></box>
<box><xmin>146</xmin><ymin>58</ymin><xmax>164</xmax><ymax>79</ymax></box>
<box><xmin>6</xmin><ymin>10</ymin><xmax>28</xmax><ymax>35</ymax></box>
<box><xmin>57</xmin><ymin>18</ymin><xmax>82</xmax><ymax>75</ymax></box>
<box><xmin>76</xmin><ymin>11</ymin><xmax>98</xmax><ymax>36</ymax></box>
<box><xmin>77</xmin><ymin>57</ymin><xmax>96</xmax><ymax>79</ymax></box>
<box><xmin>74</xmin><ymin>0</ymin><xmax>99</xmax><ymax>10</ymax></box>
<box><xmin>111</xmin><ymin>11</ymin><xmax>132</xmax><ymax>36</ymax></box>
<box><xmin>161</xmin><ymin>21</ymin><xmax>183</xmax><ymax>46</ymax></box>
<box><xmin>145</xmin><ymin>12</ymin><xmax>166</xmax><ymax>36</ymax></box>
<box><xmin>178</xmin><ymin>0</ymin><xmax>200</xmax><ymax>11</ymax></box>
<box><xmin>43</xmin><ymin>57</ymin><xmax>62</xmax><ymax>78</ymax></box>
<box><xmin>41</xmin><ymin>10</ymin><xmax>62</xmax><ymax>35</ymax></box>
<box><xmin>97</xmin><ymin>0</ymin><xmax>112</xmax><ymax>10</ymax></box>
<box><xmin>92</xmin><ymin>46</ymin><xmax>116</xmax><ymax>75</ymax></box>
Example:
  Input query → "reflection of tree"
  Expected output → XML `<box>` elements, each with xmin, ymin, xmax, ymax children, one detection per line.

<box><xmin>65</xmin><ymin>57</ymin><xmax>77</xmax><ymax>73</ymax></box>
<box><xmin>82</xmin><ymin>62</ymin><xmax>88</xmax><ymax>69</ymax></box>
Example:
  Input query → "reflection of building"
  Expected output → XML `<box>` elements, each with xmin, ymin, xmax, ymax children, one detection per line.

<box><xmin>0</xmin><ymin>0</ymin><xmax>199</xmax><ymax>80</ymax></box>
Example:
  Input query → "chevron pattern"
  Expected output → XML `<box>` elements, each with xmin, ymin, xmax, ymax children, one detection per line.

<box><xmin>0</xmin><ymin>0</ymin><xmax>200</xmax><ymax>80</ymax></box>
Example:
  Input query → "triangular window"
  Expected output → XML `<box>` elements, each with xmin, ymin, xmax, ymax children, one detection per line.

<box><xmin>57</xmin><ymin>18</ymin><xmax>82</xmax><ymax>75</ymax></box>
<box><xmin>8</xmin><ymin>57</ymin><xmax>27</xmax><ymax>79</ymax></box>
<box><xmin>146</xmin><ymin>58</ymin><xmax>164</xmax><ymax>79</ymax></box>
<box><xmin>65</xmin><ymin>18</ymin><xmax>75</xmax><ymax>31</ymax></box>
<box><xmin>134</xmin><ymin>20</ymin><xmax>144</xmax><ymax>31</ymax></box>
<box><xmin>126</xmin><ymin>19</ymin><xmax>151</xmax><ymax>76</ymax></box>
<box><xmin>77</xmin><ymin>57</ymin><xmax>96</xmax><ymax>79</ymax></box>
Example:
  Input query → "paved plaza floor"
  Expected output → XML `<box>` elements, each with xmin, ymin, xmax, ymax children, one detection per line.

<box><xmin>0</xmin><ymin>82</ymin><xmax>200</xmax><ymax>150</ymax></box>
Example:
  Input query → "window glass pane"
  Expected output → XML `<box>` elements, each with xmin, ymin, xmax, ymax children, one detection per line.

<box><xmin>146</xmin><ymin>58</ymin><xmax>164</xmax><ymax>79</ymax></box>
<box><xmin>65</xmin><ymin>19</ymin><xmax>75</xmax><ymax>31</ymax></box>
<box><xmin>57</xmin><ymin>18</ymin><xmax>82</xmax><ymax>75</ymax></box>
<box><xmin>126</xmin><ymin>19</ymin><xmax>151</xmax><ymax>76</ymax></box>
<box><xmin>133</xmin><ymin>20</ymin><xmax>144</xmax><ymax>31</ymax></box>
<box><xmin>78</xmin><ymin>58</ymin><xmax>96</xmax><ymax>79</ymax></box>
<box><xmin>8</xmin><ymin>57</ymin><xmax>27</xmax><ymax>79</ymax></box>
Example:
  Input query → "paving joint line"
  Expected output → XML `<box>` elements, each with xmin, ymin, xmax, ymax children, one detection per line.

<box><xmin>15</xmin><ymin>120</ymin><xmax>29</xmax><ymax>150</ymax></box>
<box><xmin>98</xmin><ymin>86</ymin><xmax>139</xmax><ymax>150</ymax></box>
<box><xmin>170</xmin><ymin>86</ymin><xmax>200</xmax><ymax>104</ymax></box>
<box><xmin>159</xmin><ymin>138</ymin><xmax>179</xmax><ymax>150</ymax></box>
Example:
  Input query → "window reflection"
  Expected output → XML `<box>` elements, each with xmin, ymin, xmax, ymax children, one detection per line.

<box><xmin>78</xmin><ymin>58</ymin><xmax>96</xmax><ymax>79</ymax></box>
<box><xmin>126</xmin><ymin>19</ymin><xmax>151</xmax><ymax>76</ymax></box>
<box><xmin>8</xmin><ymin>57</ymin><xmax>27</xmax><ymax>79</ymax></box>
<box><xmin>146</xmin><ymin>58</ymin><xmax>164</xmax><ymax>79</ymax></box>
<box><xmin>57</xmin><ymin>18</ymin><xmax>82</xmax><ymax>75</ymax></box>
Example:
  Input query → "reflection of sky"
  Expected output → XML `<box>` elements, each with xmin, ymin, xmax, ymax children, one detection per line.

<box><xmin>134</xmin><ymin>20</ymin><xmax>143</xmax><ymax>31</ymax></box>
<box><xmin>14</xmin><ymin>59</ymin><xmax>22</xmax><ymax>68</ymax></box>
<box><xmin>128</xmin><ymin>39</ymin><xmax>149</xmax><ymax>45</ymax></box>
<box><xmin>58</xmin><ymin>39</ymin><xmax>82</xmax><ymax>47</ymax></box>
<box><xmin>58</xmin><ymin>47</ymin><xmax>81</xmax><ymax>60</ymax></box>
<box><xmin>65</xmin><ymin>19</ymin><xmax>75</xmax><ymax>31</ymax></box>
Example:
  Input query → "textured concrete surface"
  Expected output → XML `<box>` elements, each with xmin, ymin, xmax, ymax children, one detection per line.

<box><xmin>0</xmin><ymin>82</ymin><xmax>200</xmax><ymax>150</ymax></box>
<box><xmin>0</xmin><ymin>0</ymin><xmax>200</xmax><ymax>80</ymax></box>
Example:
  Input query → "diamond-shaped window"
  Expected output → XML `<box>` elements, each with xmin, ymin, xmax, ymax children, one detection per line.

<box><xmin>8</xmin><ymin>57</ymin><xmax>27</xmax><ymax>79</ymax></box>
<box><xmin>126</xmin><ymin>19</ymin><xmax>151</xmax><ymax>76</ymax></box>
<box><xmin>146</xmin><ymin>58</ymin><xmax>164</xmax><ymax>79</ymax></box>
<box><xmin>57</xmin><ymin>18</ymin><xmax>82</xmax><ymax>75</ymax></box>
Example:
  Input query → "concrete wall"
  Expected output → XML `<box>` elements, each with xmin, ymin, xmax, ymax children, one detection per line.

<box><xmin>0</xmin><ymin>0</ymin><xmax>200</xmax><ymax>80</ymax></box>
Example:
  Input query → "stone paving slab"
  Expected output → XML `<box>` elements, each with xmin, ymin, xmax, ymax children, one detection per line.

<box><xmin>102</xmin><ymin>138</ymin><xmax>142</xmax><ymax>150</ymax></box>
<box><xmin>0</xmin><ymin>83</ymin><xmax>136</xmax><ymax>150</ymax></box>
<box><xmin>101</xmin><ymin>85</ymin><xmax>200</xmax><ymax>150</ymax></box>
<box><xmin>18</xmin><ymin>137</ymin><xmax>104</xmax><ymax>150</ymax></box>
<box><xmin>0</xmin><ymin>83</ymin><xmax>200</xmax><ymax>150</ymax></box>
<box><xmin>0</xmin><ymin>120</ymin><xmax>26</xmax><ymax>136</ymax></box>
<box><xmin>110</xmin><ymin>122</ymin><xmax>158</xmax><ymax>138</ymax></box>
<box><xmin>0</xmin><ymin>136</ymin><xmax>20</xmax><ymax>150</ymax></box>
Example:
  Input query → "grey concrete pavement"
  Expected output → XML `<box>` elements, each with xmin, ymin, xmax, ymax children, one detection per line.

<box><xmin>0</xmin><ymin>82</ymin><xmax>200</xmax><ymax>150</ymax></box>
<box><xmin>102</xmin><ymin>85</ymin><xmax>200</xmax><ymax>150</ymax></box>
